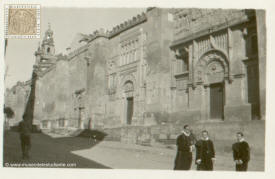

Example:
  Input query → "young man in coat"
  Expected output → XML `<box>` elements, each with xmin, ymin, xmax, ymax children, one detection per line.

<box><xmin>19</xmin><ymin>115</ymin><xmax>32</xmax><ymax>159</ymax></box>
<box><xmin>174</xmin><ymin>125</ymin><xmax>196</xmax><ymax>170</ymax></box>
<box><xmin>232</xmin><ymin>132</ymin><xmax>250</xmax><ymax>171</ymax></box>
<box><xmin>195</xmin><ymin>130</ymin><xmax>215</xmax><ymax>171</ymax></box>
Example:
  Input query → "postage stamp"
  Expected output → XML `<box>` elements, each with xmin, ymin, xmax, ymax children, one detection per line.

<box><xmin>4</xmin><ymin>4</ymin><xmax>40</xmax><ymax>38</ymax></box>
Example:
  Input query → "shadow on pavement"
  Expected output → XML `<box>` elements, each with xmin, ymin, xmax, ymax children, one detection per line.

<box><xmin>3</xmin><ymin>130</ymin><xmax>111</xmax><ymax>169</ymax></box>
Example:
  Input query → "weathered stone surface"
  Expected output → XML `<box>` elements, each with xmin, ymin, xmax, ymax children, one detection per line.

<box><xmin>5</xmin><ymin>8</ymin><xmax>265</xmax><ymax>147</ymax></box>
<box><xmin>4</xmin><ymin>82</ymin><xmax>30</xmax><ymax>125</ymax></box>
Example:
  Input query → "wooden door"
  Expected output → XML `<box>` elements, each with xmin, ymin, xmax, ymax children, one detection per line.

<box><xmin>127</xmin><ymin>97</ymin><xmax>134</xmax><ymax>124</ymax></box>
<box><xmin>210</xmin><ymin>83</ymin><xmax>224</xmax><ymax>119</ymax></box>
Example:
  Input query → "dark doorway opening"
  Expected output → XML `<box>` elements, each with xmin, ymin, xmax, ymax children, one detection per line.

<box><xmin>246</xmin><ymin>62</ymin><xmax>260</xmax><ymax>120</ymax></box>
<box><xmin>127</xmin><ymin>97</ymin><xmax>134</xmax><ymax>125</ymax></box>
<box><xmin>210</xmin><ymin>83</ymin><xmax>224</xmax><ymax>119</ymax></box>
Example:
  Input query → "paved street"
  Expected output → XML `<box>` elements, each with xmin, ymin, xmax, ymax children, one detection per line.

<box><xmin>4</xmin><ymin>131</ymin><xmax>264</xmax><ymax>171</ymax></box>
<box><xmin>72</xmin><ymin>141</ymin><xmax>265</xmax><ymax>171</ymax></box>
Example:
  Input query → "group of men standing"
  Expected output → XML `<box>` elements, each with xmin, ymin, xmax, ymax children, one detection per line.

<box><xmin>174</xmin><ymin>125</ymin><xmax>250</xmax><ymax>171</ymax></box>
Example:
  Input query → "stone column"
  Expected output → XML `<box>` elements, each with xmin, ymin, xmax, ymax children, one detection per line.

<box><xmin>256</xmin><ymin>10</ymin><xmax>266</xmax><ymax>120</ymax></box>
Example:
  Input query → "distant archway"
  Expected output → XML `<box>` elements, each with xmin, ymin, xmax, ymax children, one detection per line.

<box><xmin>123</xmin><ymin>81</ymin><xmax>134</xmax><ymax>125</ymax></box>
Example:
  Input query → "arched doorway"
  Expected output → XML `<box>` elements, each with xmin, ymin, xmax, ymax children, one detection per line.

<box><xmin>209</xmin><ymin>82</ymin><xmax>224</xmax><ymax>119</ymax></box>
<box><xmin>207</xmin><ymin>60</ymin><xmax>225</xmax><ymax>119</ymax></box>
<box><xmin>196</xmin><ymin>50</ymin><xmax>229</xmax><ymax>120</ymax></box>
<box><xmin>124</xmin><ymin>81</ymin><xmax>134</xmax><ymax>125</ymax></box>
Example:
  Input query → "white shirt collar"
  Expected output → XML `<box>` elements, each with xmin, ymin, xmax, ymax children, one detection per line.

<box><xmin>202</xmin><ymin>137</ymin><xmax>209</xmax><ymax>141</ymax></box>
<box><xmin>181</xmin><ymin>130</ymin><xmax>190</xmax><ymax>136</ymax></box>
<box><xmin>239</xmin><ymin>138</ymin><xmax>245</xmax><ymax>142</ymax></box>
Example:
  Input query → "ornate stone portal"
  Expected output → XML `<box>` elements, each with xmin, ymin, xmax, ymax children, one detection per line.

<box><xmin>170</xmin><ymin>9</ymin><xmax>259</xmax><ymax>121</ymax></box>
<box><xmin>195</xmin><ymin>50</ymin><xmax>228</xmax><ymax>85</ymax></box>
<box><xmin>196</xmin><ymin>50</ymin><xmax>228</xmax><ymax>120</ymax></box>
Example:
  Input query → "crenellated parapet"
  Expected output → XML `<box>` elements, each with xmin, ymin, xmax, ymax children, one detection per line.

<box><xmin>78</xmin><ymin>11</ymin><xmax>147</xmax><ymax>43</ymax></box>
<box><xmin>55</xmin><ymin>53</ymin><xmax>68</xmax><ymax>61</ymax></box>
<box><xmin>108</xmin><ymin>12</ymin><xmax>146</xmax><ymax>38</ymax></box>
<box><xmin>35</xmin><ymin>11</ymin><xmax>148</xmax><ymax>80</ymax></box>
<box><xmin>79</xmin><ymin>28</ymin><xmax>108</xmax><ymax>43</ymax></box>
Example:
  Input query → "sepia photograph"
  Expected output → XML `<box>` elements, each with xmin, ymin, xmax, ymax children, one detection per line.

<box><xmin>1</xmin><ymin>1</ymin><xmax>269</xmax><ymax>176</ymax></box>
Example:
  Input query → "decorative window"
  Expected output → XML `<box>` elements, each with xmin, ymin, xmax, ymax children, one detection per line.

<box><xmin>131</xmin><ymin>51</ymin><xmax>134</xmax><ymax>63</ymax></box>
<box><xmin>134</xmin><ymin>50</ymin><xmax>137</xmax><ymax>61</ymax></box>
<box><xmin>175</xmin><ymin>48</ymin><xmax>189</xmax><ymax>74</ymax></box>
<box><xmin>120</xmin><ymin>37</ymin><xmax>140</xmax><ymax>66</ymax></box>
<box><xmin>182</xmin><ymin>50</ymin><xmax>189</xmax><ymax>72</ymax></box>
<box><xmin>176</xmin><ymin>59</ymin><xmax>182</xmax><ymax>73</ymax></box>
<box><xmin>58</xmin><ymin>119</ymin><xmax>65</xmax><ymax>127</ymax></box>
<box><xmin>42</xmin><ymin>121</ymin><xmax>48</xmax><ymax>128</ymax></box>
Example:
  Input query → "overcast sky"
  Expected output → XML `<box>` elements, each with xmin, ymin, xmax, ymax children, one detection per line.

<box><xmin>5</xmin><ymin>7</ymin><xmax>145</xmax><ymax>89</ymax></box>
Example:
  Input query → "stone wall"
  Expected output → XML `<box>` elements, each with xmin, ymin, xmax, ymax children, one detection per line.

<box><xmin>104</xmin><ymin>119</ymin><xmax>265</xmax><ymax>155</ymax></box>
<box><xmin>5</xmin><ymin>82</ymin><xmax>30</xmax><ymax>126</ymax></box>
<box><xmin>172</xmin><ymin>9</ymin><xmax>253</xmax><ymax>42</ymax></box>
<box><xmin>170</xmin><ymin>9</ymin><xmax>261</xmax><ymax>121</ymax></box>
<box><xmin>6</xmin><ymin>8</ymin><xmax>265</xmax><ymax>151</ymax></box>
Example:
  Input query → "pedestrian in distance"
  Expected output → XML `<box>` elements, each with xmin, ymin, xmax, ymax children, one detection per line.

<box><xmin>232</xmin><ymin>132</ymin><xmax>250</xmax><ymax>171</ymax></box>
<box><xmin>195</xmin><ymin>130</ymin><xmax>215</xmax><ymax>171</ymax></box>
<box><xmin>18</xmin><ymin>115</ymin><xmax>32</xmax><ymax>160</ymax></box>
<box><xmin>174</xmin><ymin>124</ymin><xmax>196</xmax><ymax>170</ymax></box>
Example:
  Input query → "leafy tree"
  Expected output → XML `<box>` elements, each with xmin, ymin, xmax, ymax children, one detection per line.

<box><xmin>4</xmin><ymin>106</ymin><xmax>14</xmax><ymax>119</ymax></box>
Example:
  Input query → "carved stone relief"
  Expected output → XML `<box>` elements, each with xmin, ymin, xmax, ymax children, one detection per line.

<box><xmin>124</xmin><ymin>81</ymin><xmax>134</xmax><ymax>92</ymax></box>
<box><xmin>195</xmin><ymin>50</ymin><xmax>228</xmax><ymax>84</ymax></box>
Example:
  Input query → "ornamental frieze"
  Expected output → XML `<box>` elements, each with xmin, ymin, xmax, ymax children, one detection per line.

<box><xmin>173</xmin><ymin>9</ymin><xmax>250</xmax><ymax>41</ymax></box>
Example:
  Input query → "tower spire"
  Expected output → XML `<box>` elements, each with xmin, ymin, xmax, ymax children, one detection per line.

<box><xmin>41</xmin><ymin>22</ymin><xmax>55</xmax><ymax>55</ymax></box>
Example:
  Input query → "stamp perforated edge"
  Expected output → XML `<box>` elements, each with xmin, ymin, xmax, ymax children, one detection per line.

<box><xmin>4</xmin><ymin>4</ymin><xmax>41</xmax><ymax>39</ymax></box>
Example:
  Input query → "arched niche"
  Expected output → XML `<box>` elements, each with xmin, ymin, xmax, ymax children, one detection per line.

<box><xmin>123</xmin><ymin>80</ymin><xmax>134</xmax><ymax>98</ymax></box>
<box><xmin>120</xmin><ymin>74</ymin><xmax>136</xmax><ymax>93</ymax></box>
<box><xmin>195</xmin><ymin>50</ymin><xmax>229</xmax><ymax>85</ymax></box>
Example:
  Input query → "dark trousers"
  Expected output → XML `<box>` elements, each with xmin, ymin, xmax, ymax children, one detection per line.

<box><xmin>236</xmin><ymin>162</ymin><xmax>248</xmax><ymax>171</ymax></box>
<box><xmin>20</xmin><ymin>134</ymin><xmax>31</xmax><ymax>159</ymax></box>
<box><xmin>174</xmin><ymin>151</ymin><xmax>192</xmax><ymax>170</ymax></box>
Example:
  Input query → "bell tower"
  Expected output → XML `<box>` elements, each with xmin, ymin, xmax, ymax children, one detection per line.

<box><xmin>41</xmin><ymin>23</ymin><xmax>55</xmax><ymax>56</ymax></box>
<box><xmin>34</xmin><ymin>23</ymin><xmax>57</xmax><ymax>72</ymax></box>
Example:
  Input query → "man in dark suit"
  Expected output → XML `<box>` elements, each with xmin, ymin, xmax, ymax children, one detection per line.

<box><xmin>174</xmin><ymin>125</ymin><xmax>196</xmax><ymax>170</ymax></box>
<box><xmin>195</xmin><ymin>130</ymin><xmax>215</xmax><ymax>171</ymax></box>
<box><xmin>232</xmin><ymin>132</ymin><xmax>250</xmax><ymax>171</ymax></box>
<box><xmin>19</xmin><ymin>115</ymin><xmax>32</xmax><ymax>159</ymax></box>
